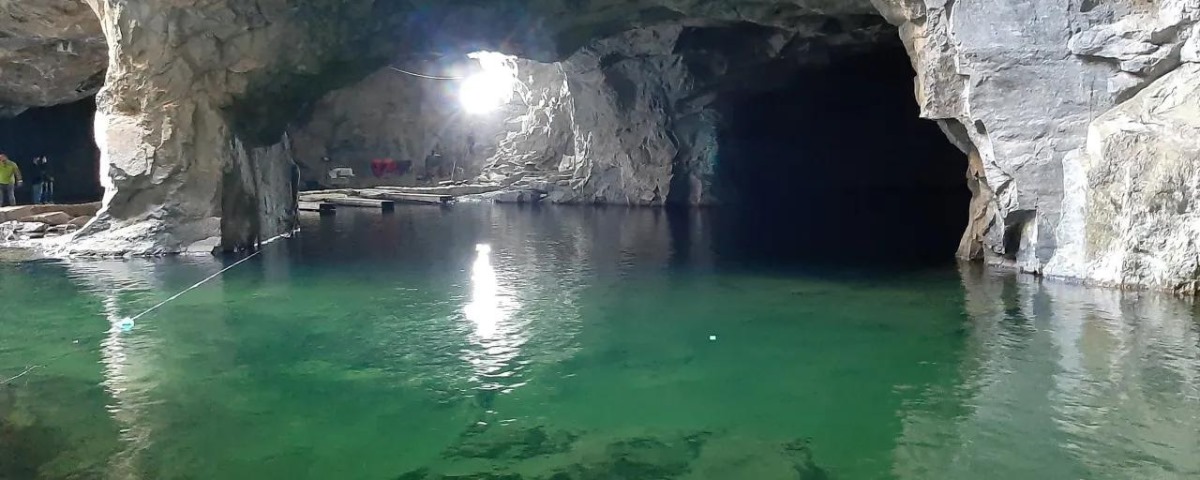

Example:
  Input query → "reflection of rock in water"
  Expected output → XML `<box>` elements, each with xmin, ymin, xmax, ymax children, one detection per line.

<box><xmin>395</xmin><ymin>427</ymin><xmax>830</xmax><ymax>480</ymax></box>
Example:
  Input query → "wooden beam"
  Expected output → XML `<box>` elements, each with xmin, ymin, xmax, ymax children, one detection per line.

<box><xmin>368</xmin><ymin>192</ymin><xmax>453</xmax><ymax>205</ymax></box>
<box><xmin>326</xmin><ymin>197</ymin><xmax>396</xmax><ymax>211</ymax></box>
<box><xmin>299</xmin><ymin>202</ymin><xmax>336</xmax><ymax>214</ymax></box>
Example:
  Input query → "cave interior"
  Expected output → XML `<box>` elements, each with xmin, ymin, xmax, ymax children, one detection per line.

<box><xmin>710</xmin><ymin>40</ymin><xmax>968</xmax><ymax>266</ymax></box>
<box><xmin>0</xmin><ymin>7</ymin><xmax>970</xmax><ymax>266</ymax></box>
<box><xmin>0</xmin><ymin>97</ymin><xmax>102</xmax><ymax>204</ymax></box>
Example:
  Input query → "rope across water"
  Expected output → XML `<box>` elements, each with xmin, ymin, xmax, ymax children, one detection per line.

<box><xmin>2</xmin><ymin>249</ymin><xmax>264</xmax><ymax>386</ymax></box>
<box><xmin>125</xmin><ymin>249</ymin><xmax>263</xmax><ymax>323</ymax></box>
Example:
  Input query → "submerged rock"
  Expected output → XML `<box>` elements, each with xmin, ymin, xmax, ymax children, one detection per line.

<box><xmin>446</xmin><ymin>425</ymin><xmax>579</xmax><ymax>461</ymax></box>
<box><xmin>393</xmin><ymin>428</ymin><xmax>837</xmax><ymax>480</ymax></box>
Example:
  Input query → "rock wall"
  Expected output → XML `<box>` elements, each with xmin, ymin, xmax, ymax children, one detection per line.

<box><xmin>0</xmin><ymin>0</ymin><xmax>106</xmax><ymax>117</ymax></box>
<box><xmin>68</xmin><ymin>0</ymin><xmax>419</xmax><ymax>255</ymax></box>
<box><xmin>875</xmin><ymin>0</ymin><xmax>1199</xmax><ymax>290</ymax></box>
<box><xmin>1050</xmin><ymin>64</ymin><xmax>1200</xmax><ymax>293</ymax></box>
<box><xmin>480</xmin><ymin>20</ymin><xmax>897</xmax><ymax>206</ymax></box>
<box><xmin>288</xmin><ymin>58</ymin><xmax>567</xmax><ymax>189</ymax></box>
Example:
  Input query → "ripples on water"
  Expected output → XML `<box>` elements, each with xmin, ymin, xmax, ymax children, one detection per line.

<box><xmin>1</xmin><ymin>205</ymin><xmax>1198</xmax><ymax>480</ymax></box>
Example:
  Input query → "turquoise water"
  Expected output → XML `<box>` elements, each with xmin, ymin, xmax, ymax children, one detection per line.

<box><xmin>2</xmin><ymin>206</ymin><xmax>1198</xmax><ymax>479</ymax></box>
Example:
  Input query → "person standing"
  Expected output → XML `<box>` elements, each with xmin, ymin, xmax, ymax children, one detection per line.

<box><xmin>424</xmin><ymin>149</ymin><xmax>444</xmax><ymax>180</ymax></box>
<box><xmin>0</xmin><ymin>154</ymin><xmax>22</xmax><ymax>206</ymax></box>
<box><xmin>29</xmin><ymin>156</ymin><xmax>52</xmax><ymax>205</ymax></box>
<box><xmin>289</xmin><ymin>160</ymin><xmax>300</xmax><ymax>230</ymax></box>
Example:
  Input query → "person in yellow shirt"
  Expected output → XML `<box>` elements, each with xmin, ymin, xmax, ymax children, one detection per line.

<box><xmin>0</xmin><ymin>154</ymin><xmax>23</xmax><ymax>206</ymax></box>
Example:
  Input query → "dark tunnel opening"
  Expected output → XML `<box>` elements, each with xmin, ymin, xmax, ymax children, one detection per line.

<box><xmin>0</xmin><ymin>97</ymin><xmax>102</xmax><ymax>205</ymax></box>
<box><xmin>711</xmin><ymin>42</ymin><xmax>969</xmax><ymax>269</ymax></box>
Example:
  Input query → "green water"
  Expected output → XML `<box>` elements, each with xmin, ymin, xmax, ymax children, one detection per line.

<box><xmin>2</xmin><ymin>206</ymin><xmax>1198</xmax><ymax>480</ymax></box>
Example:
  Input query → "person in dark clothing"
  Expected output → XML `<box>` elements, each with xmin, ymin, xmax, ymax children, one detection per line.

<box><xmin>424</xmin><ymin>150</ymin><xmax>444</xmax><ymax>180</ymax></box>
<box><xmin>289</xmin><ymin>161</ymin><xmax>300</xmax><ymax>230</ymax></box>
<box><xmin>29</xmin><ymin>156</ymin><xmax>52</xmax><ymax>205</ymax></box>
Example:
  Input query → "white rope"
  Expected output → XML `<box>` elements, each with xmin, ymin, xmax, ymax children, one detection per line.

<box><xmin>126</xmin><ymin>249</ymin><xmax>263</xmax><ymax>323</ymax></box>
<box><xmin>1</xmin><ymin>365</ymin><xmax>39</xmax><ymax>385</ymax></box>
<box><xmin>1</xmin><ymin>249</ymin><xmax>263</xmax><ymax>387</ymax></box>
<box><xmin>388</xmin><ymin>66</ymin><xmax>465</xmax><ymax>81</ymax></box>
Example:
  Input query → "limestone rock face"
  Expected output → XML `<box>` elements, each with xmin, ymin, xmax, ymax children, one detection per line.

<box><xmin>0</xmin><ymin>0</ymin><xmax>106</xmax><ymax>117</ymax></box>
<box><xmin>69</xmin><ymin>0</ymin><xmax>420</xmax><ymax>254</ymax></box>
<box><xmin>288</xmin><ymin>58</ymin><xmax>565</xmax><ymax>188</ymax></box>
<box><xmin>878</xmin><ymin>0</ymin><xmax>1199</xmax><ymax>287</ymax></box>
<box><xmin>1048</xmin><ymin>64</ymin><xmax>1200</xmax><ymax>293</ymax></box>
<box><xmin>480</xmin><ymin>20</ymin><xmax>895</xmax><ymax>206</ymax></box>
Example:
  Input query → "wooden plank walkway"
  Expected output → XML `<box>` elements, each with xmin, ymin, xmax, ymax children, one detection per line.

<box><xmin>325</xmin><ymin>197</ymin><xmax>396</xmax><ymax>212</ymax></box>
<box><xmin>299</xmin><ymin>202</ymin><xmax>336</xmax><ymax>214</ymax></box>
<box><xmin>368</xmin><ymin>192</ymin><xmax>453</xmax><ymax>205</ymax></box>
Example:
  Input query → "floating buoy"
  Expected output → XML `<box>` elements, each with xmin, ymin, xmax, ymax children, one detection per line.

<box><xmin>117</xmin><ymin>318</ymin><xmax>135</xmax><ymax>332</ymax></box>
<box><xmin>709</xmin><ymin>335</ymin><xmax>717</xmax><ymax>341</ymax></box>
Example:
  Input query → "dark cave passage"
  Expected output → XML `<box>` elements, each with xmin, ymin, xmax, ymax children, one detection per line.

<box><xmin>712</xmin><ymin>43</ymin><xmax>968</xmax><ymax>268</ymax></box>
<box><xmin>0</xmin><ymin>98</ymin><xmax>102</xmax><ymax>204</ymax></box>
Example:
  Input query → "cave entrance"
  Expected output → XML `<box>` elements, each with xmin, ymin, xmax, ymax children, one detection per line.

<box><xmin>0</xmin><ymin>97</ymin><xmax>102</xmax><ymax>205</ymax></box>
<box><xmin>712</xmin><ymin>41</ymin><xmax>968</xmax><ymax>268</ymax></box>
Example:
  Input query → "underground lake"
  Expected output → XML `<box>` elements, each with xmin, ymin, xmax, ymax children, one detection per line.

<box><xmin>2</xmin><ymin>205</ymin><xmax>1198</xmax><ymax>480</ymax></box>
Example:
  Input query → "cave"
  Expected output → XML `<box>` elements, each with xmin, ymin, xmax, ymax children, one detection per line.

<box><xmin>4</xmin><ymin>2</ymin><xmax>1200</xmax><ymax>478</ymax></box>
<box><xmin>0</xmin><ymin>0</ymin><xmax>1187</xmax><ymax>289</ymax></box>
<box><xmin>710</xmin><ymin>41</ymin><xmax>968</xmax><ymax>268</ymax></box>
<box><xmin>0</xmin><ymin>97</ymin><xmax>102</xmax><ymax>204</ymax></box>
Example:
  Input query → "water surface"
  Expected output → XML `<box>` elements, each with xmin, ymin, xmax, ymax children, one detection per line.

<box><xmin>2</xmin><ymin>206</ymin><xmax>1198</xmax><ymax>479</ymax></box>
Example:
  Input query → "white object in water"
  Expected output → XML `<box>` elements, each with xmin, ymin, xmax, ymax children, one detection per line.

<box><xmin>118</xmin><ymin>318</ymin><xmax>135</xmax><ymax>332</ymax></box>
<box><xmin>709</xmin><ymin>335</ymin><xmax>717</xmax><ymax>341</ymax></box>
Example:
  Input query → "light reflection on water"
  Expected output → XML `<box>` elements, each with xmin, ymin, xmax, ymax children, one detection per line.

<box><xmin>461</xmin><ymin>242</ymin><xmax>528</xmax><ymax>393</ymax></box>
<box><xmin>0</xmin><ymin>206</ymin><xmax>1197</xmax><ymax>479</ymax></box>
<box><xmin>66</xmin><ymin>258</ymin><xmax>232</xmax><ymax>480</ymax></box>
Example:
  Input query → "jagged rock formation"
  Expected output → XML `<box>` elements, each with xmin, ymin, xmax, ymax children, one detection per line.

<box><xmin>878</xmin><ymin>0</ymin><xmax>1198</xmax><ymax>290</ymax></box>
<box><xmin>67</xmin><ymin>0</ymin><xmax>419</xmax><ymax>254</ymax></box>
<box><xmin>543</xmin><ymin>19</ymin><xmax>894</xmax><ymax>205</ymax></box>
<box><xmin>1</xmin><ymin>0</ymin><xmax>1190</xmax><ymax>291</ymax></box>
<box><xmin>1050</xmin><ymin>63</ymin><xmax>1200</xmax><ymax>292</ymax></box>
<box><xmin>0</xmin><ymin>0</ymin><xmax>106</xmax><ymax>117</ymax></box>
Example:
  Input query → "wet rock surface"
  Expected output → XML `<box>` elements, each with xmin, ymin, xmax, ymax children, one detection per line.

<box><xmin>0</xmin><ymin>203</ymin><xmax>100</xmax><ymax>245</ymax></box>
<box><xmin>1049</xmin><ymin>63</ymin><xmax>1200</xmax><ymax>293</ymax></box>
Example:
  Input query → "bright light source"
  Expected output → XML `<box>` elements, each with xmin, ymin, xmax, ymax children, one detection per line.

<box><xmin>459</xmin><ymin>51</ymin><xmax>517</xmax><ymax>114</ymax></box>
